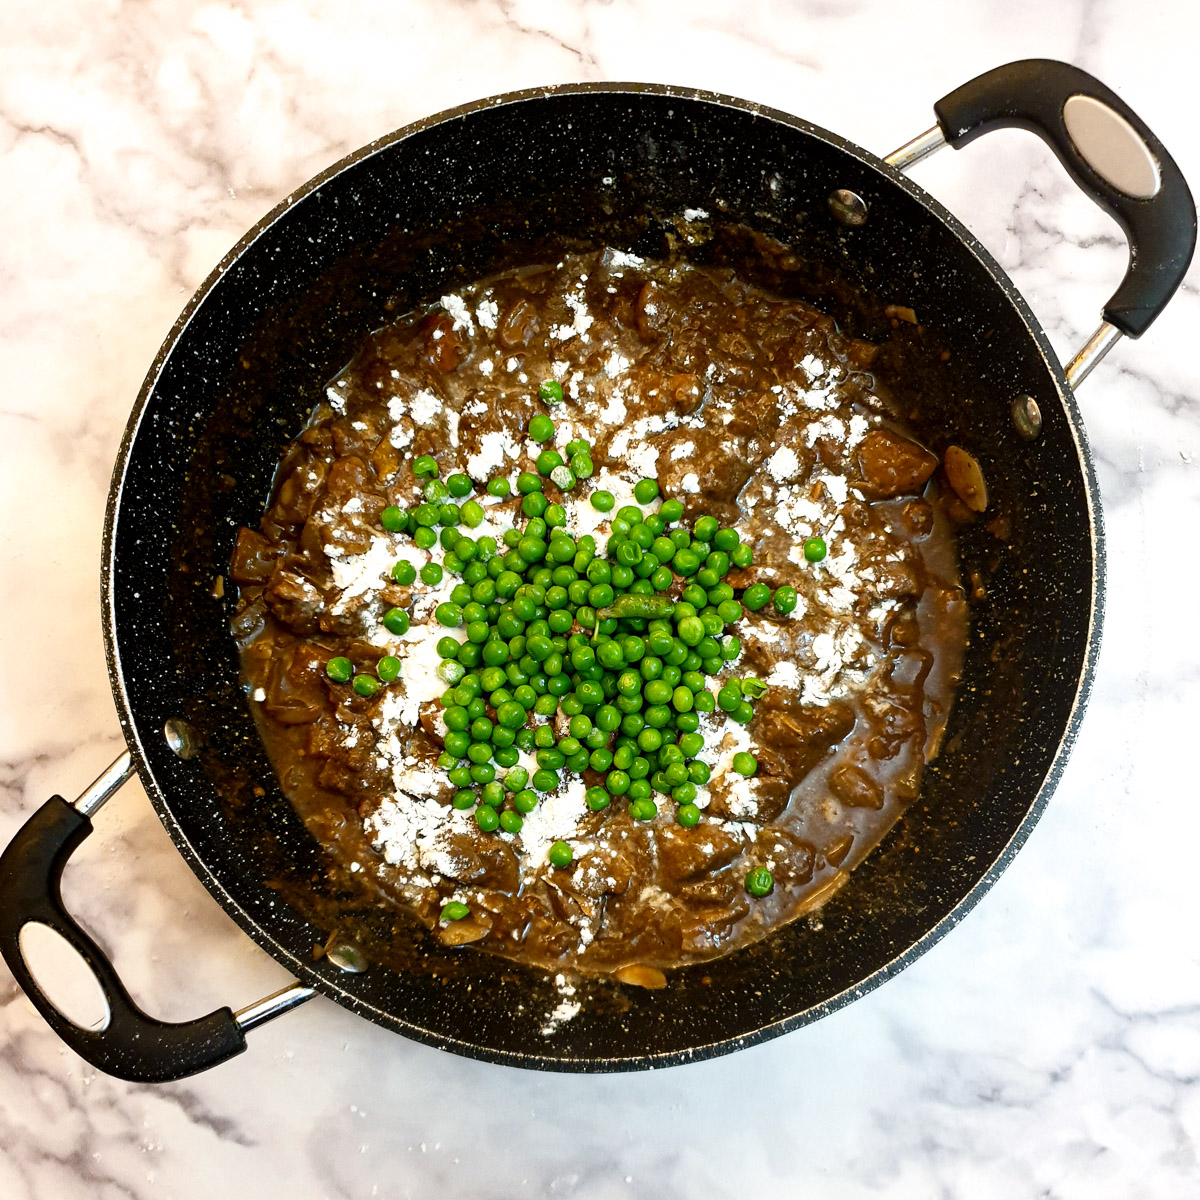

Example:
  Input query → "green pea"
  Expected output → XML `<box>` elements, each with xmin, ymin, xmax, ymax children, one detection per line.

<box><xmin>745</xmin><ymin>867</ymin><xmax>774</xmax><ymax>897</ymax></box>
<box><xmin>538</xmin><ymin>379</ymin><xmax>564</xmax><ymax>404</ymax></box>
<box><xmin>377</xmin><ymin>655</ymin><xmax>401</xmax><ymax>683</ymax></box>
<box><xmin>743</xmin><ymin>582</ymin><xmax>771</xmax><ymax>611</ymax></box>
<box><xmin>569</xmin><ymin>454</ymin><xmax>593</xmax><ymax>480</ymax></box>
<box><xmin>637</xmin><ymin>727</ymin><xmax>663</xmax><ymax>753</ymax></box>
<box><xmin>475</xmin><ymin>805</ymin><xmax>501</xmax><ymax>832</ymax></box>
<box><xmin>499</xmin><ymin>810</ymin><xmax>524</xmax><ymax>834</ymax></box>
<box><xmin>717</xmin><ymin>599</ymin><xmax>743</xmax><ymax>623</ymax></box>
<box><xmin>675</xmin><ymin>803</ymin><xmax>701</xmax><ymax>828</ymax></box>
<box><xmin>629</xmin><ymin>797</ymin><xmax>658</xmax><ymax>821</ymax></box>
<box><xmin>528</xmin><ymin>413</ymin><xmax>555</xmax><ymax>442</ymax></box>
<box><xmin>421</xmin><ymin>562</ymin><xmax>444</xmax><ymax>586</ymax></box>
<box><xmin>804</xmin><ymin>536</ymin><xmax>827</xmax><ymax>562</ymax></box>
<box><xmin>732</xmin><ymin>752</ymin><xmax>758</xmax><ymax>776</ymax></box>
<box><xmin>659</xmin><ymin>498</ymin><xmax>684</xmax><ymax>523</ymax></box>
<box><xmin>590</xmin><ymin>490</ymin><xmax>615</xmax><ymax>512</ymax></box>
<box><xmin>352</xmin><ymin>674</ymin><xmax>380</xmax><ymax>698</ymax></box>
<box><xmin>537</xmin><ymin>449</ymin><xmax>564</xmax><ymax>475</ymax></box>
<box><xmin>380</xmin><ymin>505</ymin><xmax>407</xmax><ymax>532</ymax></box>
<box><xmin>451</xmin><ymin>789</ymin><xmax>476</xmax><ymax>810</ymax></box>
<box><xmin>773</xmin><ymin>586</ymin><xmax>798</xmax><ymax>614</ymax></box>
<box><xmin>513</xmin><ymin>788</ymin><xmax>539</xmax><ymax>813</ymax></box>
<box><xmin>585</xmin><ymin>786</ymin><xmax>611</xmax><ymax>811</ymax></box>
<box><xmin>518</xmin><ymin>535</ymin><xmax>547</xmax><ymax>563</ymax></box>
<box><xmin>460</xmin><ymin>500</ymin><xmax>484</xmax><ymax>528</ymax></box>
<box><xmin>382</xmin><ymin>607</ymin><xmax>411</xmax><ymax>636</ymax></box>
<box><xmin>522</xmin><ymin>491</ymin><xmax>549</xmax><ymax>519</ymax></box>
<box><xmin>441</xmin><ymin>900</ymin><xmax>471</xmax><ymax>920</ymax></box>
<box><xmin>548</xmin><ymin>840</ymin><xmax>573</xmax><ymax>868</ymax></box>
<box><xmin>492</xmin><ymin>700</ymin><xmax>523</xmax><ymax>730</ymax></box>
<box><xmin>633</xmin><ymin>478</ymin><xmax>659</xmax><ymax>504</ymax></box>
<box><xmin>438</xmin><ymin>659</ymin><xmax>466</xmax><ymax>684</ymax></box>
<box><xmin>663</xmin><ymin>762</ymin><xmax>688</xmax><ymax>788</ymax></box>
<box><xmin>436</xmin><ymin>602</ymin><xmax>463</xmax><ymax>627</ymax></box>
<box><xmin>326</xmin><ymin>656</ymin><xmax>354</xmax><ymax>683</ymax></box>
<box><xmin>549</xmin><ymin>463</ymin><xmax>576</xmax><ymax>492</ymax></box>
<box><xmin>413</xmin><ymin>454</ymin><xmax>439</xmax><ymax>478</ymax></box>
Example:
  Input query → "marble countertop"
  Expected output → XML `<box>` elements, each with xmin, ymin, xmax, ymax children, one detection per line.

<box><xmin>3</xmin><ymin>1</ymin><xmax>1199</xmax><ymax>1195</ymax></box>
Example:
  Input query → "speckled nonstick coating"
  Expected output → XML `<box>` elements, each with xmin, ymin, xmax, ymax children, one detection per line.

<box><xmin>102</xmin><ymin>84</ymin><xmax>1102</xmax><ymax>1070</ymax></box>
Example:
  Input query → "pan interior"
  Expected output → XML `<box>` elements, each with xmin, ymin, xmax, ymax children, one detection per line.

<box><xmin>105</xmin><ymin>86</ymin><xmax>1099</xmax><ymax>1069</ymax></box>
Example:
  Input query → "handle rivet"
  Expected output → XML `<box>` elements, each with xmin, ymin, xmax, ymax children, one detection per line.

<box><xmin>828</xmin><ymin>188</ymin><xmax>868</xmax><ymax>227</ymax></box>
<box><xmin>164</xmin><ymin>719</ymin><xmax>198</xmax><ymax>759</ymax></box>
<box><xmin>1011</xmin><ymin>394</ymin><xmax>1043</xmax><ymax>440</ymax></box>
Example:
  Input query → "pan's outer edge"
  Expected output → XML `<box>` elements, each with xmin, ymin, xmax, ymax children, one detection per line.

<box><xmin>99</xmin><ymin>81</ymin><xmax>1106</xmax><ymax>1071</ymax></box>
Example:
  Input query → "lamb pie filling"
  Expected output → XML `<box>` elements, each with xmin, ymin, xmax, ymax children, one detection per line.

<box><xmin>230</xmin><ymin>246</ymin><xmax>969</xmax><ymax>979</ymax></box>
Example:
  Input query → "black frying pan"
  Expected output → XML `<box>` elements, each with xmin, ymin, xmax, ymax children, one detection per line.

<box><xmin>1</xmin><ymin>60</ymin><xmax>1193</xmax><ymax>1082</ymax></box>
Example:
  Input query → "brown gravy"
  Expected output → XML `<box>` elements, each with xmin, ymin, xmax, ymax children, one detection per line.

<box><xmin>230</xmin><ymin>247</ymin><xmax>968</xmax><ymax>978</ymax></box>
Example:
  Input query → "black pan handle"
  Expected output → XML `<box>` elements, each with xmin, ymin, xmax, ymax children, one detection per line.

<box><xmin>933</xmin><ymin>58</ymin><xmax>1196</xmax><ymax>339</ymax></box>
<box><xmin>0</xmin><ymin>778</ymin><xmax>247</xmax><ymax>1083</ymax></box>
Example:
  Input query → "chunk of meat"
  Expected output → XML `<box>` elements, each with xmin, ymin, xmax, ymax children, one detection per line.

<box><xmin>433</xmin><ymin>833</ymin><xmax>520</xmax><ymax>893</ymax></box>
<box><xmin>656</xmin><ymin>440</ymin><xmax>756</xmax><ymax>513</ymax></box>
<box><xmin>754</xmin><ymin>701</ymin><xmax>855</xmax><ymax>782</ymax></box>
<box><xmin>829</xmin><ymin>762</ymin><xmax>885</xmax><ymax>809</ymax></box>
<box><xmin>303</xmin><ymin>456</ymin><xmax>380</xmax><ymax>556</ymax></box>
<box><xmin>421</xmin><ymin>312</ymin><xmax>465</xmax><ymax>372</ymax></box>
<box><xmin>229</xmin><ymin>528</ymin><xmax>281</xmax><ymax>585</ymax></box>
<box><xmin>262</xmin><ymin>642</ymin><xmax>330</xmax><ymax>725</ymax></box>
<box><xmin>864</xmin><ymin>698</ymin><xmax>924</xmax><ymax>761</ymax></box>
<box><xmin>264</xmin><ymin>564</ymin><xmax>327</xmax><ymax>634</ymax></box>
<box><xmin>855</xmin><ymin>429</ymin><xmax>938</xmax><ymax>498</ymax></box>
<box><xmin>272</xmin><ymin>456</ymin><xmax>328</xmax><ymax>525</ymax></box>
<box><xmin>679</xmin><ymin>895</ymin><xmax>751</xmax><ymax>954</ymax></box>
<box><xmin>656</xmin><ymin>824</ymin><xmax>742</xmax><ymax>885</ymax></box>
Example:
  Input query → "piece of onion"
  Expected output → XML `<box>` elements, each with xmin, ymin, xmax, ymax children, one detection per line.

<box><xmin>944</xmin><ymin>445</ymin><xmax>989</xmax><ymax>512</ymax></box>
